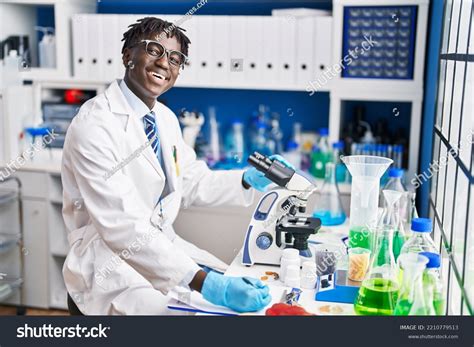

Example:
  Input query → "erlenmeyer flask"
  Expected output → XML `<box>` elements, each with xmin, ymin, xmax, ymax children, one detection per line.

<box><xmin>312</xmin><ymin>163</ymin><xmax>346</xmax><ymax>226</ymax></box>
<box><xmin>394</xmin><ymin>253</ymin><xmax>435</xmax><ymax>315</ymax></box>
<box><xmin>354</xmin><ymin>226</ymin><xmax>399</xmax><ymax>315</ymax></box>
<box><xmin>341</xmin><ymin>155</ymin><xmax>392</xmax><ymax>250</ymax></box>
<box><xmin>378</xmin><ymin>190</ymin><xmax>406</xmax><ymax>262</ymax></box>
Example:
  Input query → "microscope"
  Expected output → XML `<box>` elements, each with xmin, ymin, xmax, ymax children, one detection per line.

<box><xmin>242</xmin><ymin>152</ymin><xmax>321</xmax><ymax>266</ymax></box>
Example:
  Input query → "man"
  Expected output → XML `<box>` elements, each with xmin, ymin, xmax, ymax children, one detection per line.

<box><xmin>62</xmin><ymin>17</ymin><xmax>287</xmax><ymax>315</ymax></box>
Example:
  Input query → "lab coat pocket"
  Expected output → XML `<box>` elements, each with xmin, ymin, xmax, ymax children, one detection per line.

<box><xmin>90</xmin><ymin>238</ymin><xmax>146</xmax><ymax>293</ymax></box>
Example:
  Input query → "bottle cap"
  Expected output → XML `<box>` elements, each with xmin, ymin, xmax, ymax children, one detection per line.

<box><xmin>287</xmin><ymin>141</ymin><xmax>299</xmax><ymax>150</ymax></box>
<box><xmin>388</xmin><ymin>168</ymin><xmax>404</xmax><ymax>178</ymax></box>
<box><xmin>411</xmin><ymin>218</ymin><xmax>433</xmax><ymax>232</ymax></box>
<box><xmin>282</xmin><ymin>248</ymin><xmax>299</xmax><ymax>260</ymax></box>
<box><xmin>319</xmin><ymin>128</ymin><xmax>329</xmax><ymax>136</ymax></box>
<box><xmin>332</xmin><ymin>141</ymin><xmax>344</xmax><ymax>149</ymax></box>
<box><xmin>419</xmin><ymin>252</ymin><xmax>441</xmax><ymax>268</ymax></box>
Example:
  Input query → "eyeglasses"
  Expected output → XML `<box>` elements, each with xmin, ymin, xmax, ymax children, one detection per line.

<box><xmin>130</xmin><ymin>39</ymin><xmax>188</xmax><ymax>70</ymax></box>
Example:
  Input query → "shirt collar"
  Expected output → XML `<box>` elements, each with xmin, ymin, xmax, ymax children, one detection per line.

<box><xmin>119</xmin><ymin>79</ymin><xmax>158</xmax><ymax>118</ymax></box>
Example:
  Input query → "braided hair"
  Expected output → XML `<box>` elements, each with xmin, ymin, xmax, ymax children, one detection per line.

<box><xmin>121</xmin><ymin>17</ymin><xmax>191</xmax><ymax>56</ymax></box>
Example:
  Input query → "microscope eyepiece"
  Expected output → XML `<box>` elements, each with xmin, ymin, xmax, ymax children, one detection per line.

<box><xmin>247</xmin><ymin>152</ymin><xmax>295</xmax><ymax>188</ymax></box>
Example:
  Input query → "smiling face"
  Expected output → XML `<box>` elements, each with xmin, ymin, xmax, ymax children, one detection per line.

<box><xmin>122</xmin><ymin>33</ymin><xmax>182</xmax><ymax>109</ymax></box>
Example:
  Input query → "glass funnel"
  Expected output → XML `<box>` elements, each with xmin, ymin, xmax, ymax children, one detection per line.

<box><xmin>312</xmin><ymin>163</ymin><xmax>346</xmax><ymax>226</ymax></box>
<box><xmin>341</xmin><ymin>155</ymin><xmax>392</xmax><ymax>250</ymax></box>
<box><xmin>354</xmin><ymin>226</ymin><xmax>399</xmax><ymax>316</ymax></box>
<box><xmin>379</xmin><ymin>190</ymin><xmax>406</xmax><ymax>262</ymax></box>
<box><xmin>394</xmin><ymin>253</ymin><xmax>435</xmax><ymax>315</ymax></box>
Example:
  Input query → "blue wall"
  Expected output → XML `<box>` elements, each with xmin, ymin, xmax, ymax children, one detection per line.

<box><xmin>159</xmin><ymin>88</ymin><xmax>330</xmax><ymax>145</ymax></box>
<box><xmin>97</xmin><ymin>0</ymin><xmax>332</xmax><ymax>15</ymax></box>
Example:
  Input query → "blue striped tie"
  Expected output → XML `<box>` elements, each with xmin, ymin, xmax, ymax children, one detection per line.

<box><xmin>143</xmin><ymin>111</ymin><xmax>163</xmax><ymax>166</ymax></box>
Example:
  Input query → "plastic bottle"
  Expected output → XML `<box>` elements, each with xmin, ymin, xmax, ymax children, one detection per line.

<box><xmin>282</xmin><ymin>141</ymin><xmax>301</xmax><ymax>170</ymax></box>
<box><xmin>267</xmin><ymin>113</ymin><xmax>284</xmax><ymax>154</ymax></box>
<box><xmin>292</xmin><ymin>122</ymin><xmax>302</xmax><ymax>148</ymax></box>
<box><xmin>3</xmin><ymin>50</ymin><xmax>22</xmax><ymax>87</ymax></box>
<box><xmin>250</xmin><ymin>121</ymin><xmax>271</xmax><ymax>156</ymax></box>
<box><xmin>310</xmin><ymin>128</ymin><xmax>331</xmax><ymax>178</ymax></box>
<box><xmin>224</xmin><ymin>120</ymin><xmax>245</xmax><ymax>167</ymax></box>
<box><xmin>421</xmin><ymin>252</ymin><xmax>445</xmax><ymax>315</ymax></box>
<box><xmin>399</xmin><ymin>218</ymin><xmax>437</xmax><ymax>258</ymax></box>
<box><xmin>280</xmin><ymin>248</ymin><xmax>300</xmax><ymax>283</ymax></box>
<box><xmin>207</xmin><ymin>107</ymin><xmax>221</xmax><ymax>165</ymax></box>
<box><xmin>35</xmin><ymin>26</ymin><xmax>56</xmax><ymax>68</ymax></box>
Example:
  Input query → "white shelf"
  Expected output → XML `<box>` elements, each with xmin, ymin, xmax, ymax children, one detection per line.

<box><xmin>0</xmin><ymin>0</ymin><xmax>97</xmax><ymax>79</ymax></box>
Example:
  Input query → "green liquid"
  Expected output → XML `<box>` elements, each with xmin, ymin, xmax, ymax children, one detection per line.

<box><xmin>376</xmin><ymin>230</ymin><xmax>405</xmax><ymax>264</ymax></box>
<box><xmin>434</xmin><ymin>298</ymin><xmax>445</xmax><ymax>315</ymax></box>
<box><xmin>349</xmin><ymin>227</ymin><xmax>371</xmax><ymax>250</ymax></box>
<box><xmin>394</xmin><ymin>299</ymin><xmax>411</xmax><ymax>316</ymax></box>
<box><xmin>392</xmin><ymin>231</ymin><xmax>405</xmax><ymax>262</ymax></box>
<box><xmin>354</xmin><ymin>278</ymin><xmax>399</xmax><ymax>316</ymax></box>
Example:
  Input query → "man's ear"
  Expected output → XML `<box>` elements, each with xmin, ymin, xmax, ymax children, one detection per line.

<box><xmin>122</xmin><ymin>48</ymin><xmax>131</xmax><ymax>68</ymax></box>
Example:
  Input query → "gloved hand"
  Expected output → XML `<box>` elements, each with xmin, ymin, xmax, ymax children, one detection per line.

<box><xmin>243</xmin><ymin>154</ymin><xmax>295</xmax><ymax>192</ymax></box>
<box><xmin>201</xmin><ymin>271</ymin><xmax>271</xmax><ymax>313</ymax></box>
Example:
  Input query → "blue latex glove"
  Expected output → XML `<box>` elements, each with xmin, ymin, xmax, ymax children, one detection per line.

<box><xmin>243</xmin><ymin>154</ymin><xmax>295</xmax><ymax>192</ymax></box>
<box><xmin>201</xmin><ymin>271</ymin><xmax>271</xmax><ymax>313</ymax></box>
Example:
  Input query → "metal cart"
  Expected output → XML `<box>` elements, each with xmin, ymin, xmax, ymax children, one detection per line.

<box><xmin>0</xmin><ymin>176</ymin><xmax>26</xmax><ymax>315</ymax></box>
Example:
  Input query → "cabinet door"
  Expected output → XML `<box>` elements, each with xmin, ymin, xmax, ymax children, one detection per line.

<box><xmin>22</xmin><ymin>199</ymin><xmax>49</xmax><ymax>308</ymax></box>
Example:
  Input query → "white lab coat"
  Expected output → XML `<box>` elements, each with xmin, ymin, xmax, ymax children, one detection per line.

<box><xmin>61</xmin><ymin>80</ymin><xmax>254</xmax><ymax>315</ymax></box>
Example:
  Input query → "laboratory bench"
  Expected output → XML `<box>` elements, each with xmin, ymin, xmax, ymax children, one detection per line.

<box><xmin>222</xmin><ymin>224</ymin><xmax>356</xmax><ymax>316</ymax></box>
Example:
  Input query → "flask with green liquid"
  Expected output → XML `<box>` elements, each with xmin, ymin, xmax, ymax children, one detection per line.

<box><xmin>354</xmin><ymin>226</ymin><xmax>399</xmax><ymax>315</ymax></box>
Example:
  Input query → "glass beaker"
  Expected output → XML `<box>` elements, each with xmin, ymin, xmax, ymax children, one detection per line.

<box><xmin>341</xmin><ymin>155</ymin><xmax>393</xmax><ymax>250</ymax></box>
<box><xmin>379</xmin><ymin>190</ymin><xmax>406</xmax><ymax>262</ymax></box>
<box><xmin>354</xmin><ymin>226</ymin><xmax>399</xmax><ymax>316</ymax></box>
<box><xmin>394</xmin><ymin>253</ymin><xmax>435</xmax><ymax>315</ymax></box>
<box><xmin>312</xmin><ymin>163</ymin><xmax>347</xmax><ymax>226</ymax></box>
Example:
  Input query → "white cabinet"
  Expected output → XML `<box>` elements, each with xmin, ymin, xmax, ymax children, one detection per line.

<box><xmin>21</xmin><ymin>199</ymin><xmax>49</xmax><ymax>308</ymax></box>
<box><xmin>3</xmin><ymin>168</ymin><xmax>69</xmax><ymax>310</ymax></box>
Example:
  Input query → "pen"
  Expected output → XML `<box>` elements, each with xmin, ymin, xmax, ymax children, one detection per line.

<box><xmin>173</xmin><ymin>145</ymin><xmax>180</xmax><ymax>176</ymax></box>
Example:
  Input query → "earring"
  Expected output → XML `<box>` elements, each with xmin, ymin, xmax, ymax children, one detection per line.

<box><xmin>127</xmin><ymin>61</ymin><xmax>135</xmax><ymax>70</ymax></box>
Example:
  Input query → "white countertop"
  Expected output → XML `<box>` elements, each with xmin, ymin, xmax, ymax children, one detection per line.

<box><xmin>197</xmin><ymin>222</ymin><xmax>356</xmax><ymax>316</ymax></box>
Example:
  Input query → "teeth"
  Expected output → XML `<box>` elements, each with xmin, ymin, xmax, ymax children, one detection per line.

<box><xmin>152</xmin><ymin>72</ymin><xmax>165</xmax><ymax>80</ymax></box>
